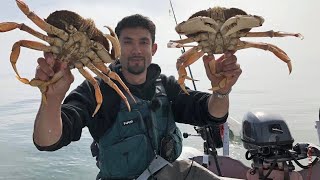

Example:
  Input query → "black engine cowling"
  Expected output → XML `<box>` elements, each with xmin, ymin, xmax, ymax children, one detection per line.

<box><xmin>241</xmin><ymin>111</ymin><xmax>294</xmax><ymax>152</ymax></box>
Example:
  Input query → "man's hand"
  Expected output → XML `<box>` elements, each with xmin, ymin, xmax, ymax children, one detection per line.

<box><xmin>35</xmin><ymin>53</ymin><xmax>74</xmax><ymax>102</ymax></box>
<box><xmin>203</xmin><ymin>51</ymin><xmax>242</xmax><ymax>94</ymax></box>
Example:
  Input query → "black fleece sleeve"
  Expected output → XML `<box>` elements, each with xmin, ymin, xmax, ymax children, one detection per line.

<box><xmin>162</xmin><ymin>75</ymin><xmax>228</xmax><ymax>126</ymax></box>
<box><xmin>35</xmin><ymin>77</ymin><xmax>123</xmax><ymax>151</ymax></box>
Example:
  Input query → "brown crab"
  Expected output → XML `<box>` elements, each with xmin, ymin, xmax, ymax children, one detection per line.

<box><xmin>0</xmin><ymin>0</ymin><xmax>136</xmax><ymax>117</ymax></box>
<box><xmin>168</xmin><ymin>7</ymin><xmax>303</xmax><ymax>93</ymax></box>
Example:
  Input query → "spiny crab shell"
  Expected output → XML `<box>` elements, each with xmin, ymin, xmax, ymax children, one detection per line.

<box><xmin>175</xmin><ymin>7</ymin><xmax>264</xmax><ymax>54</ymax></box>
<box><xmin>168</xmin><ymin>6</ymin><xmax>302</xmax><ymax>93</ymax></box>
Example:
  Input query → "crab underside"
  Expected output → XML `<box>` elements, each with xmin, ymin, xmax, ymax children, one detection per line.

<box><xmin>168</xmin><ymin>7</ymin><xmax>303</xmax><ymax>93</ymax></box>
<box><xmin>0</xmin><ymin>0</ymin><xmax>136</xmax><ymax>116</ymax></box>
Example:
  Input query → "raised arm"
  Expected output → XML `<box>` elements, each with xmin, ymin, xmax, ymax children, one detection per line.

<box><xmin>203</xmin><ymin>52</ymin><xmax>242</xmax><ymax>118</ymax></box>
<box><xmin>33</xmin><ymin>53</ymin><xmax>74</xmax><ymax>147</ymax></box>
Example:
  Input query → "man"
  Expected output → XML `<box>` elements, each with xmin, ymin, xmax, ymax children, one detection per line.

<box><xmin>33</xmin><ymin>14</ymin><xmax>242</xmax><ymax>179</ymax></box>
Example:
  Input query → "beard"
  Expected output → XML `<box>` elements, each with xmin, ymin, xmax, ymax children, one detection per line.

<box><xmin>127</xmin><ymin>56</ymin><xmax>146</xmax><ymax>75</ymax></box>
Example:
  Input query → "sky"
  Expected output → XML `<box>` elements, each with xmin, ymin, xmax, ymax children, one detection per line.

<box><xmin>0</xmin><ymin>0</ymin><xmax>319</xmax><ymax>126</ymax></box>
<box><xmin>0</xmin><ymin>0</ymin><xmax>317</xmax><ymax>77</ymax></box>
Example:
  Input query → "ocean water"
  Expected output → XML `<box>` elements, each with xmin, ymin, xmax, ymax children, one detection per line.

<box><xmin>0</xmin><ymin>57</ymin><xmax>319</xmax><ymax>179</ymax></box>
<box><xmin>0</xmin><ymin>1</ymin><xmax>319</xmax><ymax>179</ymax></box>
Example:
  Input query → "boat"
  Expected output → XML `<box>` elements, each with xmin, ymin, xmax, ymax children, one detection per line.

<box><xmin>179</xmin><ymin>110</ymin><xmax>320</xmax><ymax>180</ymax></box>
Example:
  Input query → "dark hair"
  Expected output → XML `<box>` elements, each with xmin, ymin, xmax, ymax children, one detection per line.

<box><xmin>115</xmin><ymin>14</ymin><xmax>156</xmax><ymax>43</ymax></box>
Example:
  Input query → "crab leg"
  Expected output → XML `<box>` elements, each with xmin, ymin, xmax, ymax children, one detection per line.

<box><xmin>104</xmin><ymin>26</ymin><xmax>121</xmax><ymax>59</ymax></box>
<box><xmin>91</xmin><ymin>41</ymin><xmax>114</xmax><ymax>64</ymax></box>
<box><xmin>94</xmin><ymin>62</ymin><xmax>136</xmax><ymax>104</ymax></box>
<box><xmin>168</xmin><ymin>38</ymin><xmax>200</xmax><ymax>48</ymax></box>
<box><xmin>104</xmin><ymin>69</ymin><xmax>136</xmax><ymax>103</ymax></box>
<box><xmin>15</xmin><ymin>0</ymin><xmax>69</xmax><ymax>41</ymax></box>
<box><xmin>85</xmin><ymin>51</ymin><xmax>136</xmax><ymax>103</ymax></box>
<box><xmin>207</xmin><ymin>54</ymin><xmax>231</xmax><ymax>91</ymax></box>
<box><xmin>0</xmin><ymin>22</ymin><xmax>63</xmax><ymax>46</ymax></box>
<box><xmin>209</xmin><ymin>78</ymin><xmax>228</xmax><ymax>91</ymax></box>
<box><xmin>73</xmin><ymin>62</ymin><xmax>102</xmax><ymax>117</ymax></box>
<box><xmin>29</xmin><ymin>70</ymin><xmax>65</xmax><ymax>104</ymax></box>
<box><xmin>237</xmin><ymin>40</ymin><xmax>292</xmax><ymax>73</ymax></box>
<box><xmin>245</xmin><ymin>30</ymin><xmax>304</xmax><ymax>39</ymax></box>
<box><xmin>168</xmin><ymin>33</ymin><xmax>210</xmax><ymax>48</ymax></box>
<box><xmin>176</xmin><ymin>47</ymin><xmax>204</xmax><ymax>94</ymax></box>
<box><xmin>10</xmin><ymin>40</ymin><xmax>60</xmax><ymax>84</ymax></box>
<box><xmin>87</xmin><ymin>62</ymin><xmax>132</xmax><ymax>113</ymax></box>
<box><xmin>221</xmin><ymin>15</ymin><xmax>264</xmax><ymax>36</ymax></box>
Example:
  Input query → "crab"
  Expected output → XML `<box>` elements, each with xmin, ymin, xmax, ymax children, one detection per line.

<box><xmin>167</xmin><ymin>7</ymin><xmax>303</xmax><ymax>93</ymax></box>
<box><xmin>0</xmin><ymin>0</ymin><xmax>136</xmax><ymax>117</ymax></box>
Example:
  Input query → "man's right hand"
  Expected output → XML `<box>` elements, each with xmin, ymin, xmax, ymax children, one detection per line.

<box><xmin>33</xmin><ymin>53</ymin><xmax>74</xmax><ymax>147</ymax></box>
<box><xmin>35</xmin><ymin>52</ymin><xmax>74</xmax><ymax>102</ymax></box>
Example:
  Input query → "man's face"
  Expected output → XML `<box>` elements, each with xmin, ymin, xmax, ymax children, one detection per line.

<box><xmin>118</xmin><ymin>27</ymin><xmax>157</xmax><ymax>75</ymax></box>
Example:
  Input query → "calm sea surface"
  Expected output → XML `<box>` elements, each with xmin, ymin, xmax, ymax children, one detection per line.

<box><xmin>0</xmin><ymin>59</ymin><xmax>319</xmax><ymax>179</ymax></box>
<box><xmin>1</xmin><ymin>1</ymin><xmax>319</xmax><ymax>179</ymax></box>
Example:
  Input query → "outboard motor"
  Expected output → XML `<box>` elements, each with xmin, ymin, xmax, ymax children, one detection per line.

<box><xmin>241</xmin><ymin>111</ymin><xmax>294</xmax><ymax>158</ymax></box>
<box><xmin>241</xmin><ymin>111</ymin><xmax>320</xmax><ymax>180</ymax></box>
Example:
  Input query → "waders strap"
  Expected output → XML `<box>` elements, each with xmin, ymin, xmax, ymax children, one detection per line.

<box><xmin>137</xmin><ymin>155</ymin><xmax>172</xmax><ymax>180</ymax></box>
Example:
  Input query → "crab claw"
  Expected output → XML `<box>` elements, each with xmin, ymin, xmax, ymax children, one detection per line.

<box><xmin>104</xmin><ymin>26</ymin><xmax>121</xmax><ymax>59</ymax></box>
<box><xmin>167</xmin><ymin>41</ymin><xmax>197</xmax><ymax>48</ymax></box>
<box><xmin>175</xmin><ymin>16</ymin><xmax>219</xmax><ymax>35</ymax></box>
<box><xmin>209</xmin><ymin>78</ymin><xmax>227</xmax><ymax>91</ymax></box>
<box><xmin>15</xmin><ymin>0</ymin><xmax>69</xmax><ymax>41</ymax></box>
<box><xmin>15</xmin><ymin>0</ymin><xmax>30</xmax><ymax>16</ymax></box>
<box><xmin>221</xmin><ymin>15</ymin><xmax>264</xmax><ymax>36</ymax></box>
